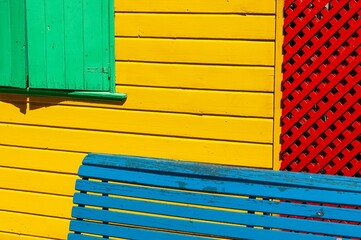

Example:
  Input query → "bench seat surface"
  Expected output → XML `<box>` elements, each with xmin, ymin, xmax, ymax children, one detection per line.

<box><xmin>69</xmin><ymin>154</ymin><xmax>361</xmax><ymax>240</ymax></box>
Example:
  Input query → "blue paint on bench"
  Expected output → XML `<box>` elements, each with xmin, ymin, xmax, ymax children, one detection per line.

<box><xmin>69</xmin><ymin>153</ymin><xmax>361</xmax><ymax>240</ymax></box>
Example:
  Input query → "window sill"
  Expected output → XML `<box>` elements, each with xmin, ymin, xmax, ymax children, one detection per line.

<box><xmin>0</xmin><ymin>88</ymin><xmax>127</xmax><ymax>102</ymax></box>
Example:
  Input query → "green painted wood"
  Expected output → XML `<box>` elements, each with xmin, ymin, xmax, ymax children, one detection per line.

<box><xmin>108</xmin><ymin>0</ymin><xmax>116</xmax><ymax>92</ymax></box>
<box><xmin>64</xmin><ymin>0</ymin><xmax>84</xmax><ymax>90</ymax></box>
<box><xmin>83</xmin><ymin>0</ymin><xmax>110</xmax><ymax>91</ymax></box>
<box><xmin>26</xmin><ymin>0</ymin><xmax>47</xmax><ymax>88</ymax></box>
<box><xmin>0</xmin><ymin>87</ymin><xmax>126</xmax><ymax>101</ymax></box>
<box><xmin>26</xmin><ymin>0</ymin><xmax>112</xmax><ymax>91</ymax></box>
<box><xmin>45</xmin><ymin>0</ymin><xmax>66</xmax><ymax>88</ymax></box>
<box><xmin>0</xmin><ymin>0</ymin><xmax>27</xmax><ymax>88</ymax></box>
<box><xmin>0</xmin><ymin>0</ymin><xmax>12</xmax><ymax>87</ymax></box>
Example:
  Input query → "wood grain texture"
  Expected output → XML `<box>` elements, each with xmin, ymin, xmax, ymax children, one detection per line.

<box><xmin>0</xmin><ymin>232</ymin><xmax>57</xmax><ymax>240</ymax></box>
<box><xmin>116</xmin><ymin>38</ymin><xmax>275</xmax><ymax>66</ymax></box>
<box><xmin>25</xmin><ymin>0</ymin><xmax>111</xmax><ymax>91</ymax></box>
<box><xmin>115</xmin><ymin>14</ymin><xmax>275</xmax><ymax>40</ymax></box>
<box><xmin>0</xmin><ymin>210</ymin><xmax>69</xmax><ymax>239</ymax></box>
<box><xmin>0</xmin><ymin>0</ymin><xmax>27</xmax><ymax>88</ymax></box>
<box><xmin>0</xmin><ymin>189</ymin><xmax>72</xmax><ymax>218</ymax></box>
<box><xmin>86</xmin><ymin>154</ymin><xmax>361</xmax><ymax>191</ymax></box>
<box><xmin>119</xmin><ymin>86</ymin><xmax>274</xmax><ymax>117</ymax></box>
<box><xmin>76</xmin><ymin>178</ymin><xmax>361</xmax><ymax>223</ymax></box>
<box><xmin>0</xmin><ymin>166</ymin><xmax>76</xmax><ymax>196</ymax></box>
<box><xmin>0</xmin><ymin>1</ymin><xmax>280</xmax><ymax>239</ymax></box>
<box><xmin>114</xmin><ymin>0</ymin><xmax>275</xmax><ymax>14</ymax></box>
<box><xmin>0</xmin><ymin>85</ymin><xmax>274</xmax><ymax>118</ymax></box>
<box><xmin>0</xmin><ymin>101</ymin><xmax>273</xmax><ymax>143</ymax></box>
<box><xmin>0</xmin><ymin>123</ymin><xmax>272</xmax><ymax>168</ymax></box>
<box><xmin>116</xmin><ymin>62</ymin><xmax>275</xmax><ymax>92</ymax></box>
<box><xmin>69</xmin><ymin>154</ymin><xmax>361</xmax><ymax>239</ymax></box>
<box><xmin>273</xmin><ymin>0</ymin><xmax>284</xmax><ymax>170</ymax></box>
<box><xmin>0</xmin><ymin>145</ymin><xmax>83</xmax><ymax>173</ymax></box>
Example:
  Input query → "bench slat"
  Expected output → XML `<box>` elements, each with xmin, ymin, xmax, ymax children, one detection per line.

<box><xmin>73</xmin><ymin>192</ymin><xmax>361</xmax><ymax>237</ymax></box>
<box><xmin>72</xmin><ymin>207</ymin><xmax>338</xmax><ymax>240</ymax></box>
<box><xmin>70</xmin><ymin>154</ymin><xmax>361</xmax><ymax>239</ymax></box>
<box><xmin>83</xmin><ymin>154</ymin><xmax>361</xmax><ymax>192</ymax></box>
<box><xmin>75</xmin><ymin>179</ymin><xmax>361</xmax><ymax>222</ymax></box>
<box><xmin>68</xmin><ymin>233</ymin><xmax>104</xmax><ymax>240</ymax></box>
<box><xmin>78</xmin><ymin>165</ymin><xmax>361</xmax><ymax>206</ymax></box>
<box><xmin>70</xmin><ymin>220</ymin><xmax>214</xmax><ymax>240</ymax></box>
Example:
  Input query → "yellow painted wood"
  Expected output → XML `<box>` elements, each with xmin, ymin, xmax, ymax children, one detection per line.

<box><xmin>0</xmin><ymin>189</ymin><xmax>72</xmax><ymax>218</ymax></box>
<box><xmin>273</xmin><ymin>0</ymin><xmax>284</xmax><ymax>170</ymax></box>
<box><xmin>0</xmin><ymin>145</ymin><xmax>83</xmax><ymax>173</ymax></box>
<box><xmin>116</xmin><ymin>38</ymin><xmax>275</xmax><ymax>66</ymax></box>
<box><xmin>119</xmin><ymin>86</ymin><xmax>274</xmax><ymax>117</ymax></box>
<box><xmin>115</xmin><ymin>0</ymin><xmax>275</xmax><ymax>14</ymax></box>
<box><xmin>0</xmin><ymin>167</ymin><xmax>76</xmax><ymax>196</ymax></box>
<box><xmin>0</xmin><ymin>0</ymin><xmax>279</xmax><ymax>239</ymax></box>
<box><xmin>0</xmin><ymin>123</ymin><xmax>273</xmax><ymax>168</ymax></box>
<box><xmin>116</xmin><ymin>62</ymin><xmax>275</xmax><ymax>92</ymax></box>
<box><xmin>115</xmin><ymin>14</ymin><xmax>275</xmax><ymax>40</ymax></box>
<box><xmin>0</xmin><ymin>101</ymin><xmax>273</xmax><ymax>143</ymax></box>
<box><xmin>0</xmin><ymin>210</ymin><xmax>69</xmax><ymax>239</ymax></box>
<box><xmin>0</xmin><ymin>231</ymin><xmax>57</xmax><ymax>240</ymax></box>
<box><xmin>0</xmin><ymin>86</ymin><xmax>274</xmax><ymax>117</ymax></box>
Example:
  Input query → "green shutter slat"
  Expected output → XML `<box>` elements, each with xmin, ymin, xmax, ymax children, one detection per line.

<box><xmin>0</xmin><ymin>0</ymin><xmax>27</xmax><ymax>88</ymax></box>
<box><xmin>64</xmin><ymin>0</ymin><xmax>84</xmax><ymax>90</ymax></box>
<box><xmin>46</xmin><ymin>0</ymin><xmax>66</xmax><ymax>88</ymax></box>
<box><xmin>83</xmin><ymin>0</ymin><xmax>110</xmax><ymax>91</ymax></box>
<box><xmin>26</xmin><ymin>0</ymin><xmax>111</xmax><ymax>91</ymax></box>
<box><xmin>26</xmin><ymin>0</ymin><xmax>48</xmax><ymax>88</ymax></box>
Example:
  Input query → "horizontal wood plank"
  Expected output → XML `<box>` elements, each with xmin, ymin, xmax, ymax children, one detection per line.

<box><xmin>115</xmin><ymin>14</ymin><xmax>275</xmax><ymax>40</ymax></box>
<box><xmin>0</xmin><ymin>86</ymin><xmax>274</xmax><ymax>117</ymax></box>
<box><xmin>0</xmin><ymin>231</ymin><xmax>57</xmax><ymax>240</ymax></box>
<box><xmin>69</xmin><ymin>233</ymin><xmax>123</xmax><ymax>240</ymax></box>
<box><xmin>119</xmin><ymin>86</ymin><xmax>274</xmax><ymax>117</ymax></box>
<box><xmin>71</xmin><ymin>155</ymin><xmax>361</xmax><ymax>239</ymax></box>
<box><xmin>0</xmin><ymin>101</ymin><xmax>273</xmax><ymax>143</ymax></box>
<box><xmin>0</xmin><ymin>124</ymin><xmax>273</xmax><ymax>168</ymax></box>
<box><xmin>76</xmin><ymin>180</ymin><xmax>361</xmax><ymax>223</ymax></box>
<box><xmin>72</xmin><ymin>207</ymin><xmax>334</xmax><ymax>240</ymax></box>
<box><xmin>0</xmin><ymin>210</ymin><xmax>69</xmax><ymax>239</ymax></box>
<box><xmin>70</xmin><ymin>220</ymin><xmax>216</xmax><ymax>240</ymax></box>
<box><xmin>0</xmin><ymin>145</ymin><xmax>83</xmax><ymax>174</ymax></box>
<box><xmin>0</xmin><ymin>189</ymin><xmax>72</xmax><ymax>218</ymax></box>
<box><xmin>73</xmin><ymin>193</ymin><xmax>361</xmax><ymax>237</ymax></box>
<box><xmin>116</xmin><ymin>38</ymin><xmax>275</xmax><ymax>66</ymax></box>
<box><xmin>116</xmin><ymin>62</ymin><xmax>275</xmax><ymax>92</ymax></box>
<box><xmin>114</xmin><ymin>0</ymin><xmax>275</xmax><ymax>14</ymax></box>
<box><xmin>78</xmin><ymin>165</ymin><xmax>361</xmax><ymax>206</ymax></box>
<box><xmin>86</xmin><ymin>154</ymin><xmax>361</xmax><ymax>192</ymax></box>
<box><xmin>0</xmin><ymin>167</ymin><xmax>76</xmax><ymax>196</ymax></box>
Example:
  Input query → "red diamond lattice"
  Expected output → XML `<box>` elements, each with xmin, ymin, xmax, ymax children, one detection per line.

<box><xmin>281</xmin><ymin>0</ymin><xmax>361</xmax><ymax>177</ymax></box>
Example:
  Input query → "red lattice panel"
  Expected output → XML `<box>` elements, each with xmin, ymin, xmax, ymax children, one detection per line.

<box><xmin>281</xmin><ymin>0</ymin><xmax>361</xmax><ymax>177</ymax></box>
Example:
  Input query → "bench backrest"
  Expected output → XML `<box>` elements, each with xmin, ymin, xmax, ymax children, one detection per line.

<box><xmin>69</xmin><ymin>154</ymin><xmax>361</xmax><ymax>240</ymax></box>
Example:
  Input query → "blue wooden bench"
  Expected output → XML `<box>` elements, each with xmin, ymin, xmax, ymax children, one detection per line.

<box><xmin>69</xmin><ymin>153</ymin><xmax>361</xmax><ymax>240</ymax></box>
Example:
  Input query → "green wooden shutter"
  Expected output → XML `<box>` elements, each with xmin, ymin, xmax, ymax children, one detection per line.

<box><xmin>0</xmin><ymin>0</ymin><xmax>27</xmax><ymax>88</ymax></box>
<box><xmin>26</xmin><ymin>0</ymin><xmax>111</xmax><ymax>91</ymax></box>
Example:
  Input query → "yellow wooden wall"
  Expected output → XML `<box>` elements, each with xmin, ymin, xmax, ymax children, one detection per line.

<box><xmin>0</xmin><ymin>1</ymin><xmax>282</xmax><ymax>239</ymax></box>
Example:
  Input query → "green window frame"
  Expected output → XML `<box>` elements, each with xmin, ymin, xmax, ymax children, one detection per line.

<box><xmin>0</xmin><ymin>0</ymin><xmax>125</xmax><ymax>101</ymax></box>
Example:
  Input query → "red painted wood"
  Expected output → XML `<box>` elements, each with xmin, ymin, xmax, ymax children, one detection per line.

<box><xmin>281</xmin><ymin>0</ymin><xmax>361</xmax><ymax>177</ymax></box>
